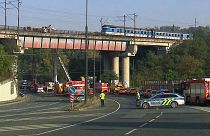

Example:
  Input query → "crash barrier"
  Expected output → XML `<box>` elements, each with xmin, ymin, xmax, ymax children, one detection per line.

<box><xmin>0</xmin><ymin>79</ymin><xmax>18</xmax><ymax>102</ymax></box>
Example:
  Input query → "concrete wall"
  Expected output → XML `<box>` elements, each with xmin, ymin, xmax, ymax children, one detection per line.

<box><xmin>0</xmin><ymin>79</ymin><xmax>18</xmax><ymax>102</ymax></box>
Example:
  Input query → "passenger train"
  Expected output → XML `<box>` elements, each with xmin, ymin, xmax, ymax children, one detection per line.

<box><xmin>101</xmin><ymin>25</ymin><xmax>193</xmax><ymax>40</ymax></box>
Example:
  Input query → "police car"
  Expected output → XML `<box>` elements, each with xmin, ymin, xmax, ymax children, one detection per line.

<box><xmin>137</xmin><ymin>93</ymin><xmax>185</xmax><ymax>109</ymax></box>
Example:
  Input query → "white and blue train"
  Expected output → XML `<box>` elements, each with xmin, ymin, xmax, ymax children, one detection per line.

<box><xmin>101</xmin><ymin>25</ymin><xmax>193</xmax><ymax>40</ymax></box>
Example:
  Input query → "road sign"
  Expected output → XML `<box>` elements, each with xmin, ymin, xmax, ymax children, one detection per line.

<box><xmin>68</xmin><ymin>87</ymin><xmax>76</xmax><ymax>95</ymax></box>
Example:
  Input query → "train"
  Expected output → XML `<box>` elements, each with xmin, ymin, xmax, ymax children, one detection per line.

<box><xmin>101</xmin><ymin>25</ymin><xmax>193</xmax><ymax>40</ymax></box>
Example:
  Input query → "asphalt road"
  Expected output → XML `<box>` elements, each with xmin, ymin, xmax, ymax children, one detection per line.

<box><xmin>0</xmin><ymin>93</ymin><xmax>210</xmax><ymax>136</ymax></box>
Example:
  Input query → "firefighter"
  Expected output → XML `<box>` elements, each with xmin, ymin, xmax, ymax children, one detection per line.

<box><xmin>100</xmin><ymin>91</ymin><xmax>105</xmax><ymax>107</ymax></box>
<box><xmin>136</xmin><ymin>91</ymin><xmax>141</xmax><ymax>107</ymax></box>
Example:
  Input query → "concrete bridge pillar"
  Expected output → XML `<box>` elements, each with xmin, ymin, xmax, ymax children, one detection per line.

<box><xmin>112</xmin><ymin>56</ymin><xmax>119</xmax><ymax>80</ymax></box>
<box><xmin>122</xmin><ymin>56</ymin><xmax>130</xmax><ymax>88</ymax></box>
<box><xmin>103</xmin><ymin>53</ymin><xmax>112</xmax><ymax>75</ymax></box>
<box><xmin>52</xmin><ymin>49</ymin><xmax>58</xmax><ymax>83</ymax></box>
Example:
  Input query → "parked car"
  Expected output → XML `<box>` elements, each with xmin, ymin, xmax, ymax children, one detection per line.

<box><xmin>137</xmin><ymin>93</ymin><xmax>185</xmax><ymax>109</ymax></box>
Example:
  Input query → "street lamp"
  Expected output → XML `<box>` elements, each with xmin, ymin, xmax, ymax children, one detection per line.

<box><xmin>85</xmin><ymin>0</ymin><xmax>88</xmax><ymax>104</ymax></box>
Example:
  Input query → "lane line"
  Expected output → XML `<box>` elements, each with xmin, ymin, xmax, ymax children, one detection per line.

<box><xmin>124</xmin><ymin>111</ymin><xmax>163</xmax><ymax>135</ymax></box>
<box><xmin>18</xmin><ymin>99</ymin><xmax>121</xmax><ymax>136</ymax></box>
<box><xmin>187</xmin><ymin>106</ymin><xmax>210</xmax><ymax>113</ymax></box>
<box><xmin>149</xmin><ymin>119</ymin><xmax>155</xmax><ymax>123</ymax></box>
<box><xmin>125</xmin><ymin>129</ymin><xmax>137</xmax><ymax>135</ymax></box>
<box><xmin>139</xmin><ymin>123</ymin><xmax>148</xmax><ymax>128</ymax></box>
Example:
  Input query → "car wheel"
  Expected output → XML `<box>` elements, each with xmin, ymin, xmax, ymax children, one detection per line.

<box><xmin>142</xmin><ymin>102</ymin><xmax>149</xmax><ymax>109</ymax></box>
<box><xmin>171</xmin><ymin>101</ymin><xmax>178</xmax><ymax>108</ymax></box>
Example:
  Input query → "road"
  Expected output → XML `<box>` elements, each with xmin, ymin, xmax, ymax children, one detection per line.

<box><xmin>0</xmin><ymin>94</ymin><xmax>210</xmax><ymax>136</ymax></box>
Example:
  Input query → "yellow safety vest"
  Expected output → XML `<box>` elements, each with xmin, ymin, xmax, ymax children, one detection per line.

<box><xmin>136</xmin><ymin>92</ymin><xmax>140</xmax><ymax>100</ymax></box>
<box><xmin>100</xmin><ymin>92</ymin><xmax>105</xmax><ymax>100</ymax></box>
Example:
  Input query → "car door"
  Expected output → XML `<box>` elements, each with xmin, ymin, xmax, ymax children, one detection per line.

<box><xmin>150</xmin><ymin>94</ymin><xmax>162</xmax><ymax>106</ymax></box>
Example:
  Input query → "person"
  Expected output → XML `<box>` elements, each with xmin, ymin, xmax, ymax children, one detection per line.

<box><xmin>100</xmin><ymin>91</ymin><xmax>105</xmax><ymax>107</ymax></box>
<box><xmin>136</xmin><ymin>91</ymin><xmax>141</xmax><ymax>107</ymax></box>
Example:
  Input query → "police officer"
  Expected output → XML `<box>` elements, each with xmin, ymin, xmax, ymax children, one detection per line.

<box><xmin>100</xmin><ymin>91</ymin><xmax>105</xmax><ymax>107</ymax></box>
<box><xmin>136</xmin><ymin>91</ymin><xmax>141</xmax><ymax>107</ymax></box>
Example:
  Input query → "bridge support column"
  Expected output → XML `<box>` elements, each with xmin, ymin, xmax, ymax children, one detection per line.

<box><xmin>112</xmin><ymin>56</ymin><xmax>119</xmax><ymax>80</ymax></box>
<box><xmin>52</xmin><ymin>49</ymin><xmax>58</xmax><ymax>83</ymax></box>
<box><xmin>122</xmin><ymin>56</ymin><xmax>130</xmax><ymax>88</ymax></box>
<box><xmin>103</xmin><ymin>53</ymin><xmax>112</xmax><ymax>75</ymax></box>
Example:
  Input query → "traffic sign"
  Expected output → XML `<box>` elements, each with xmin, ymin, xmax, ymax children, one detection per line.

<box><xmin>68</xmin><ymin>87</ymin><xmax>76</xmax><ymax>95</ymax></box>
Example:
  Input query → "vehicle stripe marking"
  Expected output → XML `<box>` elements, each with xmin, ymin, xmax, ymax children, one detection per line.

<box><xmin>162</xmin><ymin>99</ymin><xmax>168</xmax><ymax>105</ymax></box>
<box><xmin>165</xmin><ymin>99</ymin><xmax>171</xmax><ymax>105</ymax></box>
<box><xmin>18</xmin><ymin>99</ymin><xmax>121</xmax><ymax>136</ymax></box>
<box><xmin>125</xmin><ymin>129</ymin><xmax>137</xmax><ymax>135</ymax></box>
<box><xmin>139</xmin><ymin>123</ymin><xmax>148</xmax><ymax>128</ymax></box>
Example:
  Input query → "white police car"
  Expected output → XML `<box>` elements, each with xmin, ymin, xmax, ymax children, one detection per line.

<box><xmin>137</xmin><ymin>93</ymin><xmax>185</xmax><ymax>109</ymax></box>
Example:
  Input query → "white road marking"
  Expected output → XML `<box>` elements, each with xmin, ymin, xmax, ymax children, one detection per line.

<box><xmin>124</xmin><ymin>112</ymin><xmax>163</xmax><ymax>135</ymax></box>
<box><xmin>0</xmin><ymin>102</ymin><xmax>59</xmax><ymax>113</ymax></box>
<box><xmin>0</xmin><ymin>124</ymin><xmax>67</xmax><ymax>132</ymax></box>
<box><xmin>0</xmin><ymin>110</ymin><xmax>68</xmax><ymax>118</ymax></box>
<box><xmin>149</xmin><ymin>119</ymin><xmax>155</xmax><ymax>122</ymax></box>
<box><xmin>139</xmin><ymin>123</ymin><xmax>148</xmax><ymax>128</ymax></box>
<box><xmin>187</xmin><ymin>106</ymin><xmax>210</xmax><ymax>113</ymax></box>
<box><xmin>0</xmin><ymin>114</ymin><xmax>101</xmax><ymax>123</ymax></box>
<box><xmin>18</xmin><ymin>99</ymin><xmax>121</xmax><ymax>136</ymax></box>
<box><xmin>125</xmin><ymin>129</ymin><xmax>137</xmax><ymax>135</ymax></box>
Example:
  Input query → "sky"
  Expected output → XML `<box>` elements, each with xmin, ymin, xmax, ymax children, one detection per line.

<box><xmin>0</xmin><ymin>0</ymin><xmax>210</xmax><ymax>32</ymax></box>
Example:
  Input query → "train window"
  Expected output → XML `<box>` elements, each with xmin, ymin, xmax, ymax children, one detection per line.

<box><xmin>117</xmin><ymin>29</ymin><xmax>120</xmax><ymax>32</ymax></box>
<box><xmin>141</xmin><ymin>31</ymin><xmax>144</xmax><ymax>34</ymax></box>
<box><xmin>127</xmin><ymin>30</ymin><xmax>130</xmax><ymax>33</ymax></box>
<box><xmin>177</xmin><ymin>34</ymin><xmax>180</xmax><ymax>37</ymax></box>
<box><xmin>144</xmin><ymin>32</ymin><xmax>147</xmax><ymax>34</ymax></box>
<box><xmin>120</xmin><ymin>29</ymin><xmax>123</xmax><ymax>33</ymax></box>
<box><xmin>169</xmin><ymin>34</ymin><xmax>171</xmax><ymax>36</ymax></box>
<box><xmin>111</xmin><ymin>29</ymin><xmax>115</xmax><ymax>32</ymax></box>
<box><xmin>156</xmin><ymin>33</ymin><xmax>159</xmax><ymax>35</ymax></box>
<box><xmin>131</xmin><ymin>30</ymin><xmax>133</xmax><ymax>33</ymax></box>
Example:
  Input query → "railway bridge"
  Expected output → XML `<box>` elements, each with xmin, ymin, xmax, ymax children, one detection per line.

<box><xmin>0</xmin><ymin>26</ymin><xmax>181</xmax><ymax>87</ymax></box>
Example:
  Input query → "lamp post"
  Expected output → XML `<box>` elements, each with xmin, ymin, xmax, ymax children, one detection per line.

<box><xmin>85</xmin><ymin>0</ymin><xmax>88</xmax><ymax>104</ymax></box>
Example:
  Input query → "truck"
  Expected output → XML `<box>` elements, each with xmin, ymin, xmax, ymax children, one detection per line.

<box><xmin>96</xmin><ymin>82</ymin><xmax>110</xmax><ymax>93</ymax></box>
<box><xmin>183</xmin><ymin>78</ymin><xmax>210</xmax><ymax>105</ymax></box>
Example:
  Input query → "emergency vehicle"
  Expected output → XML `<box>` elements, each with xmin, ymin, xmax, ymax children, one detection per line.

<box><xmin>183</xmin><ymin>78</ymin><xmax>210</xmax><ymax>105</ymax></box>
<box><xmin>96</xmin><ymin>83</ymin><xmax>110</xmax><ymax>93</ymax></box>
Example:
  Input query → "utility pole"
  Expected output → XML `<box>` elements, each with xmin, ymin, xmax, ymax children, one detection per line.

<box><xmin>124</xmin><ymin>15</ymin><xmax>126</xmax><ymax>36</ymax></box>
<box><xmin>100</xmin><ymin>17</ymin><xmax>103</xmax><ymax>32</ymax></box>
<box><xmin>17</xmin><ymin>0</ymin><xmax>20</xmax><ymax>37</ymax></box>
<box><xmin>194</xmin><ymin>18</ymin><xmax>197</xmax><ymax>39</ymax></box>
<box><xmin>133</xmin><ymin>13</ymin><xmax>137</xmax><ymax>88</ymax></box>
<box><xmin>85</xmin><ymin>0</ymin><xmax>88</xmax><ymax>104</ymax></box>
<box><xmin>4</xmin><ymin>0</ymin><xmax>7</xmax><ymax>31</ymax></box>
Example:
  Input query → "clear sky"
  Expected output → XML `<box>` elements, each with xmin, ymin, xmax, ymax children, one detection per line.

<box><xmin>0</xmin><ymin>0</ymin><xmax>209</xmax><ymax>31</ymax></box>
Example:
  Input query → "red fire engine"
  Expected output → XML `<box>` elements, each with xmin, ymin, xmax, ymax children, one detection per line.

<box><xmin>184</xmin><ymin>78</ymin><xmax>210</xmax><ymax>105</ymax></box>
<box><xmin>96</xmin><ymin>83</ymin><xmax>110</xmax><ymax>93</ymax></box>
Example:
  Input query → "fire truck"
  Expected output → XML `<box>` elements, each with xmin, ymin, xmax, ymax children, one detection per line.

<box><xmin>183</xmin><ymin>78</ymin><xmax>210</xmax><ymax>105</ymax></box>
<box><xmin>96</xmin><ymin>82</ymin><xmax>110</xmax><ymax>93</ymax></box>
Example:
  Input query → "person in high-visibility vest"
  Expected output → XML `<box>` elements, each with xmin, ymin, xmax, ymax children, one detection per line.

<box><xmin>100</xmin><ymin>91</ymin><xmax>105</xmax><ymax>107</ymax></box>
<box><xmin>136</xmin><ymin>91</ymin><xmax>141</xmax><ymax>107</ymax></box>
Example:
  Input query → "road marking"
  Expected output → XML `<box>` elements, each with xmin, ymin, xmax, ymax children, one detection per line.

<box><xmin>124</xmin><ymin>112</ymin><xmax>163</xmax><ymax>135</ymax></box>
<box><xmin>0</xmin><ymin>113</ymin><xmax>101</xmax><ymax>123</ymax></box>
<box><xmin>187</xmin><ymin>106</ymin><xmax>210</xmax><ymax>113</ymax></box>
<box><xmin>125</xmin><ymin>129</ymin><xmax>137</xmax><ymax>135</ymax></box>
<box><xmin>139</xmin><ymin>123</ymin><xmax>148</xmax><ymax>128</ymax></box>
<box><xmin>18</xmin><ymin>99</ymin><xmax>121</xmax><ymax>136</ymax></box>
<box><xmin>0</xmin><ymin>102</ymin><xmax>59</xmax><ymax>113</ymax></box>
<box><xmin>0</xmin><ymin>110</ymin><xmax>68</xmax><ymax>118</ymax></box>
<box><xmin>149</xmin><ymin>119</ymin><xmax>155</xmax><ymax>122</ymax></box>
<box><xmin>0</xmin><ymin>124</ymin><xmax>67</xmax><ymax>132</ymax></box>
